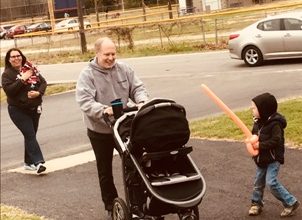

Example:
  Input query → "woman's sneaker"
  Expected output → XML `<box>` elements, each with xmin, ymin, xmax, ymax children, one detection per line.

<box><xmin>106</xmin><ymin>210</ymin><xmax>112</xmax><ymax>220</ymax></box>
<box><xmin>36</xmin><ymin>163</ymin><xmax>46</xmax><ymax>175</ymax></box>
<box><xmin>249</xmin><ymin>204</ymin><xmax>262</xmax><ymax>216</ymax></box>
<box><xmin>280</xmin><ymin>201</ymin><xmax>300</xmax><ymax>217</ymax></box>
<box><xmin>24</xmin><ymin>163</ymin><xmax>37</xmax><ymax>171</ymax></box>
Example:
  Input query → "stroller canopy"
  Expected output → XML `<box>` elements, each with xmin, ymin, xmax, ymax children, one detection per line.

<box><xmin>129</xmin><ymin>98</ymin><xmax>190</xmax><ymax>154</ymax></box>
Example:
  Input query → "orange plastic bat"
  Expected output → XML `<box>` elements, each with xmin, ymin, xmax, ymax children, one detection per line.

<box><xmin>201</xmin><ymin>84</ymin><xmax>259</xmax><ymax>156</ymax></box>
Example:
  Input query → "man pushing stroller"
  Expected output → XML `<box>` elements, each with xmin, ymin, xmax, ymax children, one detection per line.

<box><xmin>76</xmin><ymin>37</ymin><xmax>148</xmax><ymax>219</ymax></box>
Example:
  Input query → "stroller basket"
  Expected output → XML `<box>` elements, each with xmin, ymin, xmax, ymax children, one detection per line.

<box><xmin>151</xmin><ymin>173</ymin><xmax>201</xmax><ymax>186</ymax></box>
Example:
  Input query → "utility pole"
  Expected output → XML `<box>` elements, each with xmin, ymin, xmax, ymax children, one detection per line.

<box><xmin>77</xmin><ymin>0</ymin><xmax>87</xmax><ymax>53</ymax></box>
<box><xmin>47</xmin><ymin>0</ymin><xmax>55</xmax><ymax>33</ymax></box>
<box><xmin>94</xmin><ymin>0</ymin><xmax>100</xmax><ymax>26</ymax></box>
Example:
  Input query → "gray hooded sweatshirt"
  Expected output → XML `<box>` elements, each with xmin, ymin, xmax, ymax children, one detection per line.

<box><xmin>76</xmin><ymin>58</ymin><xmax>149</xmax><ymax>134</ymax></box>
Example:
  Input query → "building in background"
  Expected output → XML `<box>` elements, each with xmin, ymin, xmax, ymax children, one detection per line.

<box><xmin>194</xmin><ymin>0</ymin><xmax>279</xmax><ymax>12</ymax></box>
<box><xmin>53</xmin><ymin>0</ymin><xmax>78</xmax><ymax>18</ymax></box>
<box><xmin>0</xmin><ymin>0</ymin><xmax>48</xmax><ymax>22</ymax></box>
<box><xmin>210</xmin><ymin>0</ymin><xmax>279</xmax><ymax>11</ymax></box>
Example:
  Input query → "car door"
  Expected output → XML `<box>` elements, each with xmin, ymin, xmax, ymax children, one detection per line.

<box><xmin>68</xmin><ymin>19</ymin><xmax>78</xmax><ymax>29</ymax></box>
<box><xmin>283</xmin><ymin>18</ymin><xmax>302</xmax><ymax>52</ymax></box>
<box><xmin>256</xmin><ymin>19</ymin><xmax>284</xmax><ymax>57</ymax></box>
<box><xmin>15</xmin><ymin>26</ymin><xmax>23</xmax><ymax>35</ymax></box>
<box><xmin>37</xmin><ymin>23</ymin><xmax>44</xmax><ymax>31</ymax></box>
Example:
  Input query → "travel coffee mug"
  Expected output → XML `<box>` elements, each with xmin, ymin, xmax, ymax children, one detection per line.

<box><xmin>111</xmin><ymin>98</ymin><xmax>123</xmax><ymax>119</ymax></box>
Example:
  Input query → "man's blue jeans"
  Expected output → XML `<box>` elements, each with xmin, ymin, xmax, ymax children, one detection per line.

<box><xmin>251</xmin><ymin>161</ymin><xmax>297</xmax><ymax>207</ymax></box>
<box><xmin>8</xmin><ymin>105</ymin><xmax>44</xmax><ymax>165</ymax></box>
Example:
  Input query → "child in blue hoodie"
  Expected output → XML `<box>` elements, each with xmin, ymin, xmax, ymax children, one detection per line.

<box><xmin>247</xmin><ymin>93</ymin><xmax>299</xmax><ymax>217</ymax></box>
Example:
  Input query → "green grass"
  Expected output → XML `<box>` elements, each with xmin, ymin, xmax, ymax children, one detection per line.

<box><xmin>1</xmin><ymin>83</ymin><xmax>76</xmax><ymax>102</ymax></box>
<box><xmin>44</xmin><ymin>83</ymin><xmax>76</xmax><ymax>96</ymax></box>
<box><xmin>0</xmin><ymin>204</ymin><xmax>48</xmax><ymax>220</ymax></box>
<box><xmin>190</xmin><ymin>98</ymin><xmax>302</xmax><ymax>147</ymax></box>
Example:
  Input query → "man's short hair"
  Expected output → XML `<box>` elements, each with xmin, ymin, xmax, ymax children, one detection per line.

<box><xmin>94</xmin><ymin>37</ymin><xmax>114</xmax><ymax>52</ymax></box>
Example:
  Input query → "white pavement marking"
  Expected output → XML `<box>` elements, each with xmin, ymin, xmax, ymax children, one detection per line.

<box><xmin>7</xmin><ymin>149</ymin><xmax>120</xmax><ymax>175</ymax></box>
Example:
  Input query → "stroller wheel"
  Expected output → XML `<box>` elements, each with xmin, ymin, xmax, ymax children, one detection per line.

<box><xmin>178</xmin><ymin>207</ymin><xmax>199</xmax><ymax>220</ymax></box>
<box><xmin>192</xmin><ymin>206</ymin><xmax>199</xmax><ymax>219</ymax></box>
<box><xmin>112</xmin><ymin>198</ymin><xmax>130</xmax><ymax>220</ymax></box>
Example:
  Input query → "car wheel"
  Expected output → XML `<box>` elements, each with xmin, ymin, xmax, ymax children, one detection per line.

<box><xmin>86</xmin><ymin>25</ymin><xmax>91</xmax><ymax>29</ymax></box>
<box><xmin>242</xmin><ymin>46</ymin><xmax>263</xmax><ymax>67</ymax></box>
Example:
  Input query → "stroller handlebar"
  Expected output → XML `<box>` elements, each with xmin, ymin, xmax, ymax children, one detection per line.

<box><xmin>103</xmin><ymin>106</ymin><xmax>139</xmax><ymax>127</ymax></box>
<box><xmin>123</xmin><ymin>106</ymin><xmax>139</xmax><ymax>113</ymax></box>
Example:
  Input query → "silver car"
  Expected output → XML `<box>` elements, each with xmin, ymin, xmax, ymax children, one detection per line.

<box><xmin>228</xmin><ymin>12</ymin><xmax>302</xmax><ymax>67</ymax></box>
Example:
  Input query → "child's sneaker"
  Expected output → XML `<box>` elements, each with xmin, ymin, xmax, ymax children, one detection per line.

<box><xmin>280</xmin><ymin>201</ymin><xmax>300</xmax><ymax>217</ymax></box>
<box><xmin>24</xmin><ymin>163</ymin><xmax>37</xmax><ymax>171</ymax></box>
<box><xmin>36</xmin><ymin>163</ymin><xmax>46</xmax><ymax>175</ymax></box>
<box><xmin>249</xmin><ymin>204</ymin><xmax>262</xmax><ymax>216</ymax></box>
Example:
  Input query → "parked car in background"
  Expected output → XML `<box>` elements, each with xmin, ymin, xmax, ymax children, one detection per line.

<box><xmin>27</xmin><ymin>22</ymin><xmax>51</xmax><ymax>33</ymax></box>
<box><xmin>0</xmin><ymin>24</ymin><xmax>14</xmax><ymax>39</ymax></box>
<box><xmin>55</xmin><ymin>18</ymin><xmax>91</xmax><ymax>31</ymax></box>
<box><xmin>0</xmin><ymin>26</ymin><xmax>6</xmax><ymax>39</ymax></box>
<box><xmin>6</xmin><ymin>24</ymin><xmax>27</xmax><ymax>39</ymax></box>
<box><xmin>228</xmin><ymin>12</ymin><xmax>302</xmax><ymax>66</ymax></box>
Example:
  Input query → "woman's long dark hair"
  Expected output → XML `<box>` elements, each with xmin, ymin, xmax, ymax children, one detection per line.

<box><xmin>4</xmin><ymin>48</ymin><xmax>27</xmax><ymax>70</ymax></box>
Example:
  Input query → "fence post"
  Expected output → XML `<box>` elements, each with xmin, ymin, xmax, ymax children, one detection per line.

<box><xmin>168</xmin><ymin>0</ymin><xmax>173</xmax><ymax>19</ymax></box>
<box><xmin>200</xmin><ymin>18</ymin><xmax>206</xmax><ymax>44</ymax></box>
<box><xmin>142</xmin><ymin>1</ymin><xmax>147</xmax><ymax>21</ymax></box>
<box><xmin>14</xmin><ymin>38</ymin><xmax>18</xmax><ymax>48</ymax></box>
<box><xmin>215</xmin><ymin>18</ymin><xmax>218</xmax><ymax>45</ymax></box>
<box><xmin>47</xmin><ymin>35</ymin><xmax>51</xmax><ymax>55</ymax></box>
<box><xmin>158</xmin><ymin>25</ymin><xmax>163</xmax><ymax>48</ymax></box>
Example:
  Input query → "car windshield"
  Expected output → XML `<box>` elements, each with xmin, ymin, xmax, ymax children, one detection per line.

<box><xmin>2</xmin><ymin>25</ymin><xmax>13</xmax><ymax>30</ymax></box>
<box><xmin>28</xmin><ymin>23</ymin><xmax>40</xmax><ymax>28</ymax></box>
<box><xmin>68</xmin><ymin>19</ymin><xmax>77</xmax><ymax>24</ymax></box>
<box><xmin>9</xmin><ymin>26</ymin><xmax>17</xmax><ymax>31</ymax></box>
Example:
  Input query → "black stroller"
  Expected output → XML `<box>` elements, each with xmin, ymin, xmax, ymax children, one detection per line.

<box><xmin>106</xmin><ymin>98</ymin><xmax>206</xmax><ymax>220</ymax></box>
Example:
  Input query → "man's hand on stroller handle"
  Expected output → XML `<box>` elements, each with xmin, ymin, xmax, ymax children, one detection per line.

<box><xmin>102</xmin><ymin>105</ymin><xmax>139</xmax><ymax>127</ymax></box>
<box><xmin>104</xmin><ymin>101</ymin><xmax>142</xmax><ymax>115</ymax></box>
<box><xmin>104</xmin><ymin>107</ymin><xmax>114</xmax><ymax>116</ymax></box>
<box><xmin>136</xmin><ymin>102</ymin><xmax>144</xmax><ymax>110</ymax></box>
<box><xmin>103</xmin><ymin>105</ymin><xmax>139</xmax><ymax>116</ymax></box>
